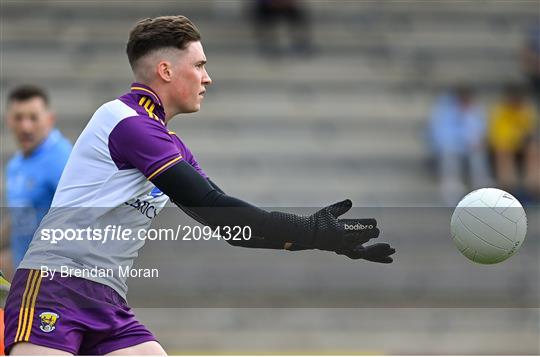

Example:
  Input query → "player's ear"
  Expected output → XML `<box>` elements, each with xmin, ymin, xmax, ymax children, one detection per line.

<box><xmin>157</xmin><ymin>61</ymin><xmax>173</xmax><ymax>82</ymax></box>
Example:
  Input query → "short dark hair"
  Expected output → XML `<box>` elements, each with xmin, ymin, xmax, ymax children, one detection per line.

<box><xmin>126</xmin><ymin>15</ymin><xmax>201</xmax><ymax>70</ymax></box>
<box><xmin>8</xmin><ymin>85</ymin><xmax>49</xmax><ymax>106</ymax></box>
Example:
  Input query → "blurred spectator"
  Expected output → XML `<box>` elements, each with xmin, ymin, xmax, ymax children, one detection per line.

<box><xmin>2</xmin><ymin>85</ymin><xmax>72</xmax><ymax>276</ymax></box>
<box><xmin>252</xmin><ymin>0</ymin><xmax>312</xmax><ymax>57</ymax></box>
<box><xmin>522</xmin><ymin>24</ymin><xmax>540</xmax><ymax>104</ymax></box>
<box><xmin>428</xmin><ymin>86</ymin><xmax>491</xmax><ymax>205</ymax></box>
<box><xmin>488</xmin><ymin>84</ymin><xmax>539</xmax><ymax>200</ymax></box>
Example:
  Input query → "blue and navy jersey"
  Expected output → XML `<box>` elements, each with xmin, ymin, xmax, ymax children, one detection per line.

<box><xmin>5</xmin><ymin>129</ymin><xmax>72</xmax><ymax>268</ymax></box>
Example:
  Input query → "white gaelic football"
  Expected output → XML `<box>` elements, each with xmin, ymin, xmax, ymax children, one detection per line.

<box><xmin>451</xmin><ymin>188</ymin><xmax>527</xmax><ymax>264</ymax></box>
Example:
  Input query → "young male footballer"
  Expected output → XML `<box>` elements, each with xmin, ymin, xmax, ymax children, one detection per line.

<box><xmin>4</xmin><ymin>16</ymin><xmax>395</xmax><ymax>355</ymax></box>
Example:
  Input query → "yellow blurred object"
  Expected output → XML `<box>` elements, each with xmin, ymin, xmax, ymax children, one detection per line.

<box><xmin>488</xmin><ymin>103</ymin><xmax>537</xmax><ymax>152</ymax></box>
<box><xmin>0</xmin><ymin>271</ymin><xmax>8</xmax><ymax>355</ymax></box>
<box><xmin>0</xmin><ymin>309</ymin><xmax>4</xmax><ymax>356</ymax></box>
<box><xmin>0</xmin><ymin>271</ymin><xmax>10</xmax><ymax>308</ymax></box>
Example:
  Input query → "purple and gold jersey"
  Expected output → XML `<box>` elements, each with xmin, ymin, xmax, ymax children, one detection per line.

<box><xmin>19</xmin><ymin>83</ymin><xmax>206</xmax><ymax>298</ymax></box>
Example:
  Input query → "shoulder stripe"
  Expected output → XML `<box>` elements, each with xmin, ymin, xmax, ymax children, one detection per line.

<box><xmin>147</xmin><ymin>156</ymin><xmax>183</xmax><ymax>180</ymax></box>
<box><xmin>139</xmin><ymin>97</ymin><xmax>160</xmax><ymax>121</ymax></box>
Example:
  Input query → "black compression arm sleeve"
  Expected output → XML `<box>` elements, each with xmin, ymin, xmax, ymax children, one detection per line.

<box><xmin>206</xmin><ymin>177</ymin><xmax>286</xmax><ymax>249</ymax></box>
<box><xmin>152</xmin><ymin>161</ymin><xmax>287</xmax><ymax>248</ymax></box>
<box><xmin>154</xmin><ymin>164</ymin><xmax>393</xmax><ymax>259</ymax></box>
<box><xmin>207</xmin><ymin>178</ymin><xmax>224</xmax><ymax>194</ymax></box>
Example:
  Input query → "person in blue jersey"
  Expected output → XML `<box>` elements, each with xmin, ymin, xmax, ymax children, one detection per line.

<box><xmin>2</xmin><ymin>85</ymin><xmax>72</xmax><ymax>275</ymax></box>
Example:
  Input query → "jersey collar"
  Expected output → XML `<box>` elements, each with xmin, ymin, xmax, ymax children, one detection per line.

<box><xmin>130</xmin><ymin>83</ymin><xmax>166</xmax><ymax>122</ymax></box>
<box><xmin>130</xmin><ymin>83</ymin><xmax>163</xmax><ymax>107</ymax></box>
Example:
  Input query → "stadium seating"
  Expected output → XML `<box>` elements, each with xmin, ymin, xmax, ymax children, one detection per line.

<box><xmin>2</xmin><ymin>1</ymin><xmax>538</xmax><ymax>354</ymax></box>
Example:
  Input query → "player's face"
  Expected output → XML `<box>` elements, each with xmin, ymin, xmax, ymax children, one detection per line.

<box><xmin>171</xmin><ymin>41</ymin><xmax>212</xmax><ymax>113</ymax></box>
<box><xmin>6</xmin><ymin>97</ymin><xmax>54</xmax><ymax>155</ymax></box>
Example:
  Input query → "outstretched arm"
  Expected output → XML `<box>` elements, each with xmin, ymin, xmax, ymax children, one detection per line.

<box><xmin>152</xmin><ymin>161</ymin><xmax>395</xmax><ymax>262</ymax></box>
<box><xmin>108</xmin><ymin>116</ymin><xmax>394</xmax><ymax>262</ymax></box>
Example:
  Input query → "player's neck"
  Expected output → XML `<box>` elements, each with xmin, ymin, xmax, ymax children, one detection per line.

<box><xmin>159</xmin><ymin>94</ymin><xmax>182</xmax><ymax>124</ymax></box>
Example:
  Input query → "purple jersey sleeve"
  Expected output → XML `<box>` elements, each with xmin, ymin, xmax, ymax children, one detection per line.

<box><xmin>108</xmin><ymin>116</ymin><xmax>183</xmax><ymax>180</ymax></box>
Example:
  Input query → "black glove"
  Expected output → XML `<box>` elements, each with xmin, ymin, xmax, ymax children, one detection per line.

<box><xmin>265</xmin><ymin>199</ymin><xmax>395</xmax><ymax>263</ymax></box>
<box><xmin>335</xmin><ymin>243</ymin><xmax>395</xmax><ymax>263</ymax></box>
<box><xmin>285</xmin><ymin>206</ymin><xmax>395</xmax><ymax>263</ymax></box>
<box><xmin>335</xmin><ymin>217</ymin><xmax>395</xmax><ymax>263</ymax></box>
